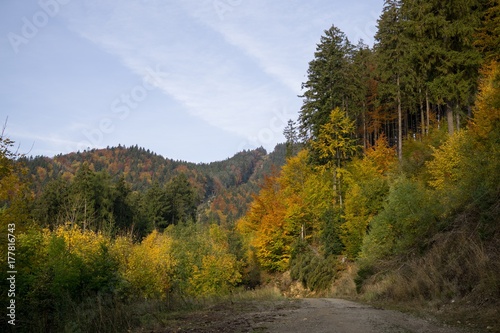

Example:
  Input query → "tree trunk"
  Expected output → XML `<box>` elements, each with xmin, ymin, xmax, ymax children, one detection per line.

<box><xmin>446</xmin><ymin>104</ymin><xmax>454</xmax><ymax>135</ymax></box>
<box><xmin>426</xmin><ymin>90</ymin><xmax>430</xmax><ymax>135</ymax></box>
<box><xmin>419</xmin><ymin>90</ymin><xmax>425</xmax><ymax>140</ymax></box>
<box><xmin>362</xmin><ymin>102</ymin><xmax>367</xmax><ymax>150</ymax></box>
<box><xmin>397</xmin><ymin>74</ymin><xmax>403</xmax><ymax>161</ymax></box>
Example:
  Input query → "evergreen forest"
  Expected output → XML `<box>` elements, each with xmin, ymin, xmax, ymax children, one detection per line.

<box><xmin>1</xmin><ymin>0</ymin><xmax>499</xmax><ymax>332</ymax></box>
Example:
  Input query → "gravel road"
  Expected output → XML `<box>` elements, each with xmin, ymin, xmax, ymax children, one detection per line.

<box><xmin>262</xmin><ymin>298</ymin><xmax>471</xmax><ymax>333</ymax></box>
<box><xmin>160</xmin><ymin>297</ymin><xmax>479</xmax><ymax>333</ymax></box>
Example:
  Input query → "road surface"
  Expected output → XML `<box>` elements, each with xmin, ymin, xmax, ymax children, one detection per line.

<box><xmin>161</xmin><ymin>297</ymin><xmax>477</xmax><ymax>333</ymax></box>
<box><xmin>260</xmin><ymin>298</ymin><xmax>471</xmax><ymax>333</ymax></box>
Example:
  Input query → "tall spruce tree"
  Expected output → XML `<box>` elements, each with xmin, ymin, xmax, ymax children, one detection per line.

<box><xmin>401</xmin><ymin>0</ymin><xmax>435</xmax><ymax>137</ymax></box>
<box><xmin>350</xmin><ymin>41</ymin><xmax>376</xmax><ymax>149</ymax></box>
<box><xmin>474</xmin><ymin>0</ymin><xmax>500</xmax><ymax>62</ymax></box>
<box><xmin>375</xmin><ymin>0</ymin><xmax>407</xmax><ymax>160</ymax></box>
<box><xmin>283</xmin><ymin>119</ymin><xmax>299</xmax><ymax>159</ymax></box>
<box><xmin>299</xmin><ymin>25</ymin><xmax>353</xmax><ymax>141</ymax></box>
<box><xmin>404</xmin><ymin>0</ymin><xmax>483</xmax><ymax>134</ymax></box>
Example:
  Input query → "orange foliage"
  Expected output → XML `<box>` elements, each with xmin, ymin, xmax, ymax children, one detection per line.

<box><xmin>237</xmin><ymin>172</ymin><xmax>291</xmax><ymax>272</ymax></box>
<box><xmin>365</xmin><ymin>134</ymin><xmax>397</xmax><ymax>175</ymax></box>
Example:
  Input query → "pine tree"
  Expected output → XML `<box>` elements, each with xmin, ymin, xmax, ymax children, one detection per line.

<box><xmin>283</xmin><ymin>119</ymin><xmax>298</xmax><ymax>158</ymax></box>
<box><xmin>474</xmin><ymin>0</ymin><xmax>500</xmax><ymax>62</ymax></box>
<box><xmin>375</xmin><ymin>0</ymin><xmax>407</xmax><ymax>161</ymax></box>
<box><xmin>350</xmin><ymin>42</ymin><xmax>376</xmax><ymax>149</ymax></box>
<box><xmin>299</xmin><ymin>25</ymin><xmax>353</xmax><ymax>141</ymax></box>
<box><xmin>405</xmin><ymin>0</ymin><xmax>483</xmax><ymax>134</ymax></box>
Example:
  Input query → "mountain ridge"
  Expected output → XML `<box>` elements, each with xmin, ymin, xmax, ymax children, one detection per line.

<box><xmin>22</xmin><ymin>143</ymin><xmax>288</xmax><ymax>225</ymax></box>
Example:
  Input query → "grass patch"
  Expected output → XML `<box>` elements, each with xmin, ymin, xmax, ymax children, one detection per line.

<box><xmin>355</xmin><ymin>222</ymin><xmax>500</xmax><ymax>333</ymax></box>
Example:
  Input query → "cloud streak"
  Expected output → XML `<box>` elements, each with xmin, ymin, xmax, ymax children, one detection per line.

<box><xmin>59</xmin><ymin>0</ymin><xmax>339</xmax><ymax>145</ymax></box>
<box><xmin>1</xmin><ymin>0</ymin><xmax>383</xmax><ymax>161</ymax></box>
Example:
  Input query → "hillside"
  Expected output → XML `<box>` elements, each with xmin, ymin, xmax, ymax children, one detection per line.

<box><xmin>22</xmin><ymin>143</ymin><xmax>287</xmax><ymax>227</ymax></box>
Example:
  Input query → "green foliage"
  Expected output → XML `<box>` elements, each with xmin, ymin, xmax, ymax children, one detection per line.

<box><xmin>164</xmin><ymin>173</ymin><xmax>199</xmax><ymax>225</ymax></box>
<box><xmin>290</xmin><ymin>244</ymin><xmax>342</xmax><ymax>292</ymax></box>
<box><xmin>26</xmin><ymin>144</ymin><xmax>288</xmax><ymax>233</ymax></box>
<box><xmin>340</xmin><ymin>166</ymin><xmax>387</xmax><ymax>258</ymax></box>
<box><xmin>320</xmin><ymin>208</ymin><xmax>344</xmax><ymax>256</ymax></box>
<box><xmin>10</xmin><ymin>226</ymin><xmax>121</xmax><ymax>332</ymax></box>
<box><xmin>283</xmin><ymin>119</ymin><xmax>299</xmax><ymax>159</ymax></box>
<box><xmin>299</xmin><ymin>25</ymin><xmax>354</xmax><ymax>140</ymax></box>
<box><xmin>8</xmin><ymin>221</ymin><xmax>243</xmax><ymax>332</ymax></box>
<box><xmin>361</xmin><ymin>177</ymin><xmax>440</xmax><ymax>263</ymax></box>
<box><xmin>167</xmin><ymin>222</ymin><xmax>242</xmax><ymax>297</ymax></box>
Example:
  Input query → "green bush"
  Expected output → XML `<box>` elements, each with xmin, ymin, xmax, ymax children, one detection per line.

<box><xmin>290</xmin><ymin>244</ymin><xmax>342</xmax><ymax>292</ymax></box>
<box><xmin>360</xmin><ymin>177</ymin><xmax>441</xmax><ymax>264</ymax></box>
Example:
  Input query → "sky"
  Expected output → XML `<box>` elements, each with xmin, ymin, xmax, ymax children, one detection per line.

<box><xmin>0</xmin><ymin>0</ymin><xmax>384</xmax><ymax>163</ymax></box>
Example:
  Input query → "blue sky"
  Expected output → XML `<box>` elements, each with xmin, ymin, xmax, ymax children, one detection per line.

<box><xmin>1</xmin><ymin>0</ymin><xmax>383</xmax><ymax>163</ymax></box>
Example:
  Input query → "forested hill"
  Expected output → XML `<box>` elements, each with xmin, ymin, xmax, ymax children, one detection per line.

<box><xmin>22</xmin><ymin>143</ymin><xmax>287</xmax><ymax>231</ymax></box>
<box><xmin>23</xmin><ymin>144</ymin><xmax>279</xmax><ymax>191</ymax></box>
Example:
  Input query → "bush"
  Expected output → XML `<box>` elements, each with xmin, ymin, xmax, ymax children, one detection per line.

<box><xmin>360</xmin><ymin>177</ymin><xmax>441</xmax><ymax>264</ymax></box>
<box><xmin>290</xmin><ymin>244</ymin><xmax>342</xmax><ymax>292</ymax></box>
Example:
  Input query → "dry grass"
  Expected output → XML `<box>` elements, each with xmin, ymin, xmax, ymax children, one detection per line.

<box><xmin>357</xmin><ymin>227</ymin><xmax>500</xmax><ymax>332</ymax></box>
<box><xmin>328</xmin><ymin>263</ymin><xmax>358</xmax><ymax>298</ymax></box>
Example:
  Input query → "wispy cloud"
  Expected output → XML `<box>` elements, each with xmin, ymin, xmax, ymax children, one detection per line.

<box><xmin>180</xmin><ymin>0</ymin><xmax>380</xmax><ymax>94</ymax></box>
<box><xmin>20</xmin><ymin>0</ymin><xmax>381</xmax><ymax>158</ymax></box>
<box><xmin>61</xmin><ymin>0</ymin><xmax>295</xmax><ymax>143</ymax></box>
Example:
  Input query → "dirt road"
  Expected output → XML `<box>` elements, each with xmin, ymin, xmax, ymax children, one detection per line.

<box><xmin>161</xmin><ymin>298</ymin><xmax>477</xmax><ymax>333</ymax></box>
<box><xmin>263</xmin><ymin>298</ymin><xmax>471</xmax><ymax>333</ymax></box>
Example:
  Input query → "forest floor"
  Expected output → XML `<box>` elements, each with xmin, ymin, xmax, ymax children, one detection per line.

<box><xmin>136</xmin><ymin>297</ymin><xmax>487</xmax><ymax>333</ymax></box>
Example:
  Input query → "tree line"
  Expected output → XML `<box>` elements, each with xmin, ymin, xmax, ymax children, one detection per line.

<box><xmin>299</xmin><ymin>0</ymin><xmax>496</xmax><ymax>160</ymax></box>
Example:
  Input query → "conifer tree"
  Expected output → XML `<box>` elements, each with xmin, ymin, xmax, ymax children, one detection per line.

<box><xmin>310</xmin><ymin>108</ymin><xmax>360</xmax><ymax>206</ymax></box>
<box><xmin>375</xmin><ymin>0</ymin><xmax>407</xmax><ymax>160</ymax></box>
<box><xmin>299</xmin><ymin>25</ymin><xmax>353</xmax><ymax>141</ymax></box>
<box><xmin>283</xmin><ymin>119</ymin><xmax>298</xmax><ymax>159</ymax></box>
<box><xmin>404</xmin><ymin>0</ymin><xmax>483</xmax><ymax>134</ymax></box>
<box><xmin>350</xmin><ymin>42</ymin><xmax>376</xmax><ymax>149</ymax></box>
<box><xmin>165</xmin><ymin>173</ymin><xmax>199</xmax><ymax>225</ymax></box>
<box><xmin>474</xmin><ymin>0</ymin><xmax>500</xmax><ymax>62</ymax></box>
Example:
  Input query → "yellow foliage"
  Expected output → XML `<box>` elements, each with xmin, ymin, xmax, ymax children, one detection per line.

<box><xmin>311</xmin><ymin>108</ymin><xmax>359</xmax><ymax>169</ymax></box>
<box><xmin>54</xmin><ymin>225</ymin><xmax>110</xmax><ymax>262</ymax></box>
<box><xmin>280</xmin><ymin>150</ymin><xmax>309</xmax><ymax>192</ymax></box>
<box><xmin>189</xmin><ymin>252</ymin><xmax>241</xmax><ymax>296</ymax></box>
<box><xmin>427</xmin><ymin>130</ymin><xmax>469</xmax><ymax>191</ymax></box>
<box><xmin>471</xmin><ymin>61</ymin><xmax>500</xmax><ymax>140</ymax></box>
<box><xmin>122</xmin><ymin>230</ymin><xmax>176</xmax><ymax>299</ymax></box>
<box><xmin>237</xmin><ymin>149</ymin><xmax>339</xmax><ymax>271</ymax></box>
<box><xmin>341</xmin><ymin>183</ymin><xmax>371</xmax><ymax>258</ymax></box>
<box><xmin>236</xmin><ymin>172</ymin><xmax>292</xmax><ymax>272</ymax></box>
<box><xmin>110</xmin><ymin>235</ymin><xmax>133</xmax><ymax>269</ymax></box>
